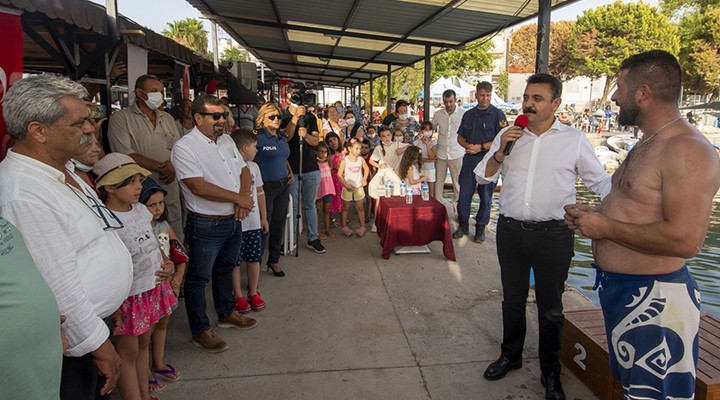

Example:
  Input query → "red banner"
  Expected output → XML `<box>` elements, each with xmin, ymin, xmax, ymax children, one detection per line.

<box><xmin>0</xmin><ymin>8</ymin><xmax>23</xmax><ymax>161</ymax></box>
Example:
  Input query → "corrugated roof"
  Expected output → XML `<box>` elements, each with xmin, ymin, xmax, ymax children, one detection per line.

<box><xmin>187</xmin><ymin>0</ymin><xmax>580</xmax><ymax>87</ymax></box>
<box><xmin>1</xmin><ymin>0</ymin><xmax>214</xmax><ymax>80</ymax></box>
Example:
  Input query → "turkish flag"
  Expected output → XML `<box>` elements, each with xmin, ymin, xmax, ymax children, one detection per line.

<box><xmin>0</xmin><ymin>9</ymin><xmax>23</xmax><ymax>161</ymax></box>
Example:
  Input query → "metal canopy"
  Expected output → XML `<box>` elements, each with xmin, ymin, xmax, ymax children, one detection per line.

<box><xmin>187</xmin><ymin>0</ymin><xmax>580</xmax><ymax>87</ymax></box>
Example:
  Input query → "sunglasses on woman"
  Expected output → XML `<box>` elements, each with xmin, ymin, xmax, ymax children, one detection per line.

<box><xmin>199</xmin><ymin>111</ymin><xmax>229</xmax><ymax>121</ymax></box>
<box><xmin>267</xmin><ymin>114</ymin><xmax>281</xmax><ymax>121</ymax></box>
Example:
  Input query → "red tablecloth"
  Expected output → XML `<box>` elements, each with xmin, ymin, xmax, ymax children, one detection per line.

<box><xmin>376</xmin><ymin>196</ymin><xmax>456</xmax><ymax>260</ymax></box>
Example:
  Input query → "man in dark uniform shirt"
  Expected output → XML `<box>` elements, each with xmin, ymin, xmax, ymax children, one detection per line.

<box><xmin>454</xmin><ymin>81</ymin><xmax>508</xmax><ymax>242</ymax></box>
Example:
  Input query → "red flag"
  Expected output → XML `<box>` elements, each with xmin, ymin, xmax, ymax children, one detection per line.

<box><xmin>0</xmin><ymin>9</ymin><xmax>23</xmax><ymax>161</ymax></box>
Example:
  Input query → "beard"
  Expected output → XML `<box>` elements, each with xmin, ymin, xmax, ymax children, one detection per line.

<box><xmin>79</xmin><ymin>133</ymin><xmax>94</xmax><ymax>145</ymax></box>
<box><xmin>617</xmin><ymin>102</ymin><xmax>640</xmax><ymax>126</ymax></box>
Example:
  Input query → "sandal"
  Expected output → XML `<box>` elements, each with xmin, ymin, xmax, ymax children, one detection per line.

<box><xmin>341</xmin><ymin>226</ymin><xmax>353</xmax><ymax>237</ymax></box>
<box><xmin>153</xmin><ymin>364</ymin><xmax>180</xmax><ymax>382</ymax></box>
<box><xmin>149</xmin><ymin>378</ymin><xmax>166</xmax><ymax>393</ymax></box>
<box><xmin>356</xmin><ymin>227</ymin><xmax>367</xmax><ymax>237</ymax></box>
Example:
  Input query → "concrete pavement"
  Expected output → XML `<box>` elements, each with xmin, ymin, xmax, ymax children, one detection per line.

<box><xmin>157</xmin><ymin>217</ymin><xmax>598</xmax><ymax>400</ymax></box>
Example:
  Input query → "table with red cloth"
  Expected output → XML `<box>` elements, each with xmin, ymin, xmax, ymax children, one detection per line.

<box><xmin>376</xmin><ymin>195</ymin><xmax>456</xmax><ymax>260</ymax></box>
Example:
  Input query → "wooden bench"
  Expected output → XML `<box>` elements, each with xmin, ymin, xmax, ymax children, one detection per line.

<box><xmin>561</xmin><ymin>308</ymin><xmax>720</xmax><ymax>400</ymax></box>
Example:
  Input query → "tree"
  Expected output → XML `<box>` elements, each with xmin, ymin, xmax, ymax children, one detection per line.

<box><xmin>221</xmin><ymin>46</ymin><xmax>247</xmax><ymax>62</ymax></box>
<box><xmin>662</xmin><ymin>0</ymin><xmax>720</xmax><ymax>100</ymax></box>
<box><xmin>509</xmin><ymin>21</ymin><xmax>575</xmax><ymax>78</ymax></box>
<box><xmin>496</xmin><ymin>69</ymin><xmax>510</xmax><ymax>101</ymax></box>
<box><xmin>432</xmin><ymin>40</ymin><xmax>495</xmax><ymax>81</ymax></box>
<box><xmin>162</xmin><ymin>18</ymin><xmax>208</xmax><ymax>55</ymax></box>
<box><xmin>567</xmin><ymin>1</ymin><xmax>679</xmax><ymax>105</ymax></box>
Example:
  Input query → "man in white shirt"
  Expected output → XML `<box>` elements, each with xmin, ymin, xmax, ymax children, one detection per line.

<box><xmin>475</xmin><ymin>74</ymin><xmax>611</xmax><ymax>400</ymax></box>
<box><xmin>0</xmin><ymin>74</ymin><xmax>133</xmax><ymax>399</ymax></box>
<box><xmin>171</xmin><ymin>94</ymin><xmax>257</xmax><ymax>353</ymax></box>
<box><xmin>431</xmin><ymin>89</ymin><xmax>466</xmax><ymax>210</ymax></box>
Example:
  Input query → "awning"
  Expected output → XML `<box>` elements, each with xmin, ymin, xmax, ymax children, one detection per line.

<box><xmin>187</xmin><ymin>0</ymin><xmax>581</xmax><ymax>87</ymax></box>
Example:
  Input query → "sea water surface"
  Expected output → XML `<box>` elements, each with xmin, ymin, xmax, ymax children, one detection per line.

<box><xmin>451</xmin><ymin>184</ymin><xmax>720</xmax><ymax>317</ymax></box>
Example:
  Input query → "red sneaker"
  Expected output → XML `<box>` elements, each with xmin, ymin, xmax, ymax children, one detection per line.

<box><xmin>235</xmin><ymin>297</ymin><xmax>251</xmax><ymax>314</ymax></box>
<box><xmin>248</xmin><ymin>292</ymin><xmax>266</xmax><ymax>312</ymax></box>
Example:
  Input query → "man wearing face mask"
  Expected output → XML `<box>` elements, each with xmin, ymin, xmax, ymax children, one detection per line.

<box><xmin>107</xmin><ymin>74</ymin><xmax>184</xmax><ymax>240</ymax></box>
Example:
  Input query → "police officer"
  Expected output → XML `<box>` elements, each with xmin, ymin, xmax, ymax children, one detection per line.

<box><xmin>454</xmin><ymin>81</ymin><xmax>508</xmax><ymax>242</ymax></box>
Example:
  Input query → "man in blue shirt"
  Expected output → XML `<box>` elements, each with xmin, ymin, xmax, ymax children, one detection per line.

<box><xmin>454</xmin><ymin>82</ymin><xmax>508</xmax><ymax>242</ymax></box>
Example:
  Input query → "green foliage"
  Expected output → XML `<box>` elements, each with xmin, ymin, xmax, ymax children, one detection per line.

<box><xmin>221</xmin><ymin>46</ymin><xmax>247</xmax><ymax>62</ymax></box>
<box><xmin>496</xmin><ymin>70</ymin><xmax>510</xmax><ymax>100</ymax></box>
<box><xmin>567</xmin><ymin>0</ymin><xmax>680</xmax><ymax>104</ymax></box>
<box><xmin>662</xmin><ymin>0</ymin><xmax>720</xmax><ymax>99</ymax></box>
<box><xmin>362</xmin><ymin>40</ymin><xmax>495</xmax><ymax>105</ymax></box>
<box><xmin>432</xmin><ymin>40</ymin><xmax>495</xmax><ymax>81</ymax></box>
<box><xmin>162</xmin><ymin>18</ymin><xmax>209</xmax><ymax>55</ymax></box>
<box><xmin>509</xmin><ymin>21</ymin><xmax>575</xmax><ymax>78</ymax></box>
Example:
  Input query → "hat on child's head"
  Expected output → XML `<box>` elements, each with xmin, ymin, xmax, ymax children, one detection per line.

<box><xmin>139</xmin><ymin>177</ymin><xmax>167</xmax><ymax>204</ymax></box>
<box><xmin>92</xmin><ymin>153</ymin><xmax>151</xmax><ymax>188</ymax></box>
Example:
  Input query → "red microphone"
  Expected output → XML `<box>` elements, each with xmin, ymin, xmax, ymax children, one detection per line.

<box><xmin>503</xmin><ymin>114</ymin><xmax>529</xmax><ymax>156</ymax></box>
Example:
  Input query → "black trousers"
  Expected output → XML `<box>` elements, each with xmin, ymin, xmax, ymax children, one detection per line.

<box><xmin>60</xmin><ymin>355</ymin><xmax>109</xmax><ymax>400</ymax></box>
<box><xmin>496</xmin><ymin>216</ymin><xmax>574</xmax><ymax>374</ymax></box>
<box><xmin>263</xmin><ymin>179</ymin><xmax>290</xmax><ymax>264</ymax></box>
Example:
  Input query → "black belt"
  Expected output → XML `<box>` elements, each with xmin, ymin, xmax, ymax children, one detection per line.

<box><xmin>189</xmin><ymin>211</ymin><xmax>234</xmax><ymax>220</ymax></box>
<box><xmin>499</xmin><ymin>215</ymin><xmax>568</xmax><ymax>231</ymax></box>
<box><xmin>263</xmin><ymin>178</ymin><xmax>289</xmax><ymax>187</ymax></box>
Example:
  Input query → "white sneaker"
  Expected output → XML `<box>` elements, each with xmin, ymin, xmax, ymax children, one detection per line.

<box><xmin>370</xmin><ymin>223</ymin><xmax>377</xmax><ymax>232</ymax></box>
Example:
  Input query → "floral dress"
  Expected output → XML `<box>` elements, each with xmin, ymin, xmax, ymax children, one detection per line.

<box><xmin>330</xmin><ymin>152</ymin><xmax>346</xmax><ymax>213</ymax></box>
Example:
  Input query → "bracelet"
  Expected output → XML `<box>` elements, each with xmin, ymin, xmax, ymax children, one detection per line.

<box><xmin>492</xmin><ymin>152</ymin><xmax>503</xmax><ymax>164</ymax></box>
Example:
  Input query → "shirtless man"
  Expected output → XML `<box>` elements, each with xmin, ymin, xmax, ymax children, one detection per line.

<box><xmin>564</xmin><ymin>50</ymin><xmax>720</xmax><ymax>399</ymax></box>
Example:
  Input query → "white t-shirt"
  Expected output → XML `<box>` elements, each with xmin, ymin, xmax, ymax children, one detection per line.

<box><xmin>413</xmin><ymin>136</ymin><xmax>437</xmax><ymax>170</ymax></box>
<box><xmin>114</xmin><ymin>203</ymin><xmax>163</xmax><ymax>296</ymax></box>
<box><xmin>172</xmin><ymin>128</ymin><xmax>247</xmax><ymax>215</ymax></box>
<box><xmin>242</xmin><ymin>161</ymin><xmax>264</xmax><ymax>232</ymax></box>
<box><xmin>343</xmin><ymin>156</ymin><xmax>363</xmax><ymax>188</ymax></box>
<box><xmin>370</xmin><ymin>141</ymin><xmax>408</xmax><ymax>171</ymax></box>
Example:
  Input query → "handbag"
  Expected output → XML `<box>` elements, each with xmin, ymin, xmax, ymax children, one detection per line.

<box><xmin>169</xmin><ymin>239</ymin><xmax>189</xmax><ymax>264</ymax></box>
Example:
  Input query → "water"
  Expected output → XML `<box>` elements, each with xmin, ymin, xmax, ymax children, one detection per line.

<box><xmin>445</xmin><ymin>184</ymin><xmax>720</xmax><ymax>317</ymax></box>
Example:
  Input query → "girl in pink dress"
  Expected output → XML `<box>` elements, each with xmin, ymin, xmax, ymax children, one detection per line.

<box><xmin>315</xmin><ymin>142</ymin><xmax>336</xmax><ymax>238</ymax></box>
<box><xmin>326</xmin><ymin>132</ymin><xmax>345</xmax><ymax>222</ymax></box>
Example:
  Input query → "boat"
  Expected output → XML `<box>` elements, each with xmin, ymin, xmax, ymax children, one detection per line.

<box><xmin>605</xmin><ymin>134</ymin><xmax>639</xmax><ymax>162</ymax></box>
<box><xmin>594</xmin><ymin>145</ymin><xmax>620</xmax><ymax>173</ymax></box>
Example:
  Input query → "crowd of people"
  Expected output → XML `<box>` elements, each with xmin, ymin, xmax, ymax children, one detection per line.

<box><xmin>1</xmin><ymin>50</ymin><xmax>718</xmax><ymax>400</ymax></box>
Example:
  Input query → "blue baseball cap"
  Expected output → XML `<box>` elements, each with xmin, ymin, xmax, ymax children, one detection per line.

<box><xmin>139</xmin><ymin>177</ymin><xmax>167</xmax><ymax>204</ymax></box>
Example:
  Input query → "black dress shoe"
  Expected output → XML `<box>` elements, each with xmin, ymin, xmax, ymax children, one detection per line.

<box><xmin>540</xmin><ymin>372</ymin><xmax>566</xmax><ymax>400</ymax></box>
<box><xmin>483</xmin><ymin>356</ymin><xmax>522</xmax><ymax>380</ymax></box>
<box><xmin>453</xmin><ymin>222</ymin><xmax>469</xmax><ymax>239</ymax></box>
<box><xmin>473</xmin><ymin>225</ymin><xmax>486</xmax><ymax>242</ymax></box>
<box><xmin>267</xmin><ymin>262</ymin><xmax>285</xmax><ymax>277</ymax></box>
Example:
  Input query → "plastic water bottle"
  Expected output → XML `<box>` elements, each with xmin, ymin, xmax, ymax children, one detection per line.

<box><xmin>385</xmin><ymin>179</ymin><xmax>392</xmax><ymax>198</ymax></box>
<box><xmin>405</xmin><ymin>187</ymin><xmax>413</xmax><ymax>204</ymax></box>
<box><xmin>399</xmin><ymin>180</ymin><xmax>406</xmax><ymax>197</ymax></box>
<box><xmin>421</xmin><ymin>182</ymin><xmax>430</xmax><ymax>201</ymax></box>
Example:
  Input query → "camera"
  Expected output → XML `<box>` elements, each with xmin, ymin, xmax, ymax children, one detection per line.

<box><xmin>288</xmin><ymin>82</ymin><xmax>317</xmax><ymax>107</ymax></box>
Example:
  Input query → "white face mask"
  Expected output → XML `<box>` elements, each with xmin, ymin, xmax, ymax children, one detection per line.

<box><xmin>346</xmin><ymin>118</ymin><xmax>356</xmax><ymax>126</ymax></box>
<box><xmin>399</xmin><ymin>114</ymin><xmax>408</xmax><ymax>121</ymax></box>
<box><xmin>423</xmin><ymin>130</ymin><xmax>432</xmax><ymax>137</ymax></box>
<box><xmin>71</xmin><ymin>159</ymin><xmax>93</xmax><ymax>172</ymax></box>
<box><xmin>368</xmin><ymin>133</ymin><xmax>377</xmax><ymax>138</ymax></box>
<box><xmin>144</xmin><ymin>92</ymin><xmax>164</xmax><ymax>110</ymax></box>
<box><xmin>394</xmin><ymin>136</ymin><xmax>404</xmax><ymax>143</ymax></box>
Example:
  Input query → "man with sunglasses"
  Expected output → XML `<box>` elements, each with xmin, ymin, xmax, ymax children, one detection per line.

<box><xmin>107</xmin><ymin>74</ymin><xmax>184</xmax><ymax>241</ymax></box>
<box><xmin>172</xmin><ymin>94</ymin><xmax>257</xmax><ymax>353</ymax></box>
<box><xmin>0</xmin><ymin>74</ymin><xmax>133</xmax><ymax>399</ymax></box>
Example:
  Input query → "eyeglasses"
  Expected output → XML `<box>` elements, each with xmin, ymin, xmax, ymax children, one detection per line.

<box><xmin>65</xmin><ymin>182</ymin><xmax>124</xmax><ymax>231</ymax></box>
<box><xmin>198</xmin><ymin>112</ymin><xmax>229</xmax><ymax>121</ymax></box>
<box><xmin>267</xmin><ymin>114</ymin><xmax>281</xmax><ymax>121</ymax></box>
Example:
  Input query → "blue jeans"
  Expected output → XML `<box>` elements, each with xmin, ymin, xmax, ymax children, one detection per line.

<box><xmin>289</xmin><ymin>170</ymin><xmax>320</xmax><ymax>242</ymax></box>
<box><xmin>184</xmin><ymin>215</ymin><xmax>243</xmax><ymax>337</ymax></box>
<box><xmin>457</xmin><ymin>153</ymin><xmax>496</xmax><ymax>226</ymax></box>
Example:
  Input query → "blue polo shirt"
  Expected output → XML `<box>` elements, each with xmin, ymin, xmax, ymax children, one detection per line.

<box><xmin>254</xmin><ymin>128</ymin><xmax>290</xmax><ymax>183</ymax></box>
<box><xmin>457</xmin><ymin>104</ymin><xmax>508</xmax><ymax>146</ymax></box>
